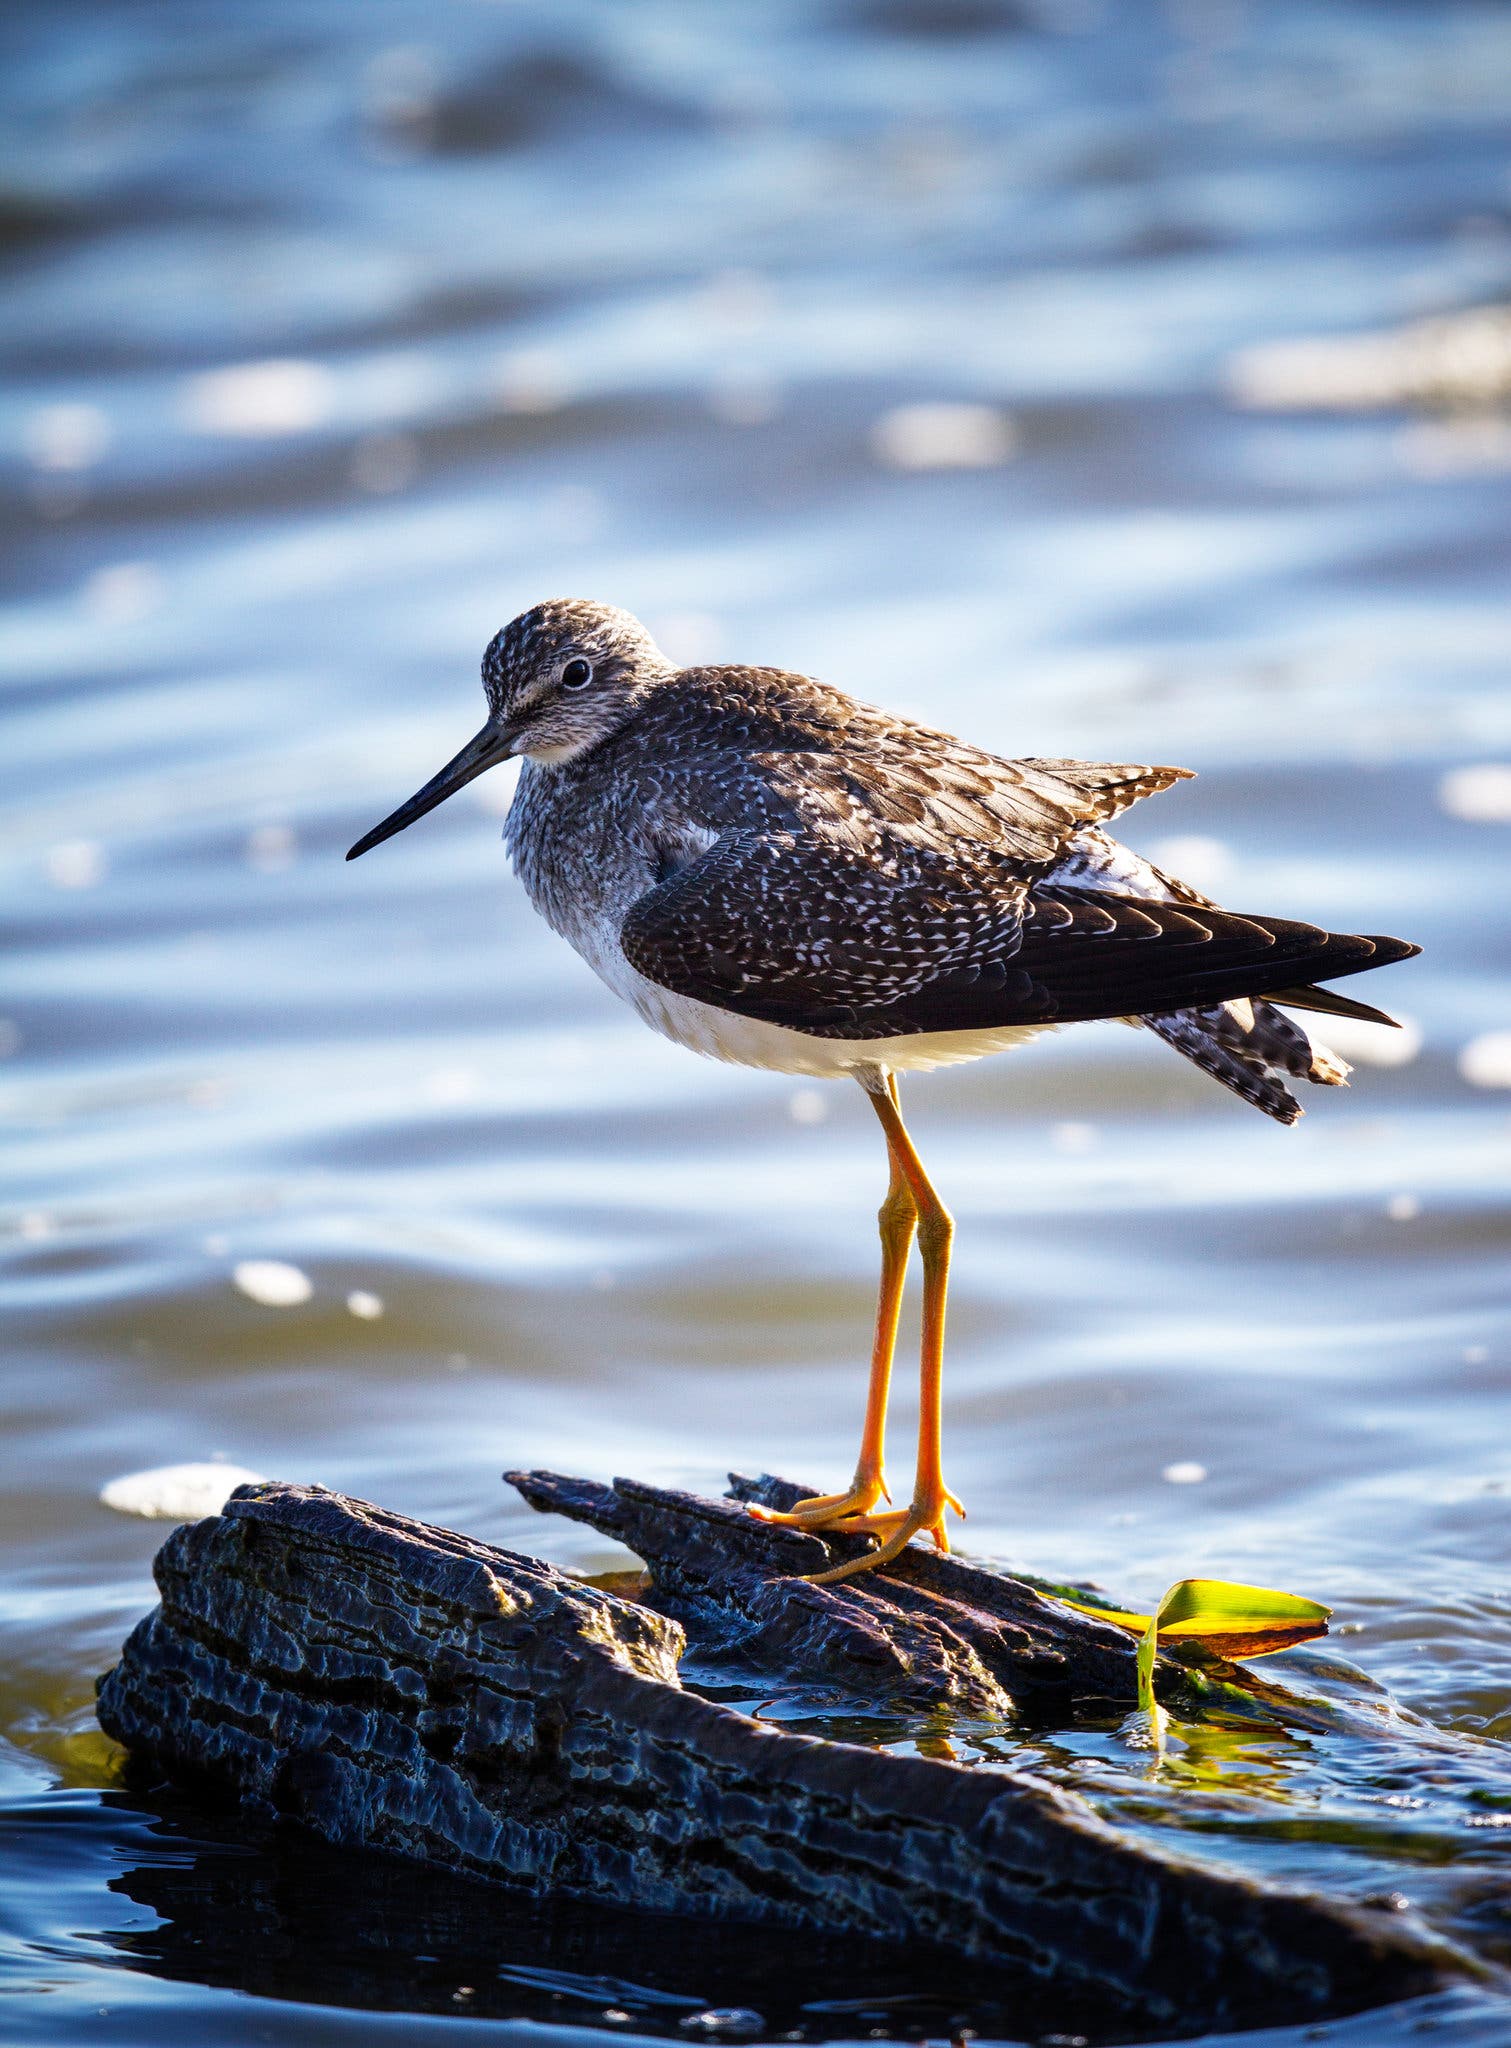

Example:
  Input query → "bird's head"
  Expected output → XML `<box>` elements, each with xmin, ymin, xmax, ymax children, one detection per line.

<box><xmin>481</xmin><ymin>598</ymin><xmax>670</xmax><ymax>764</ymax></box>
<box><xmin>347</xmin><ymin>599</ymin><xmax>670</xmax><ymax>862</ymax></box>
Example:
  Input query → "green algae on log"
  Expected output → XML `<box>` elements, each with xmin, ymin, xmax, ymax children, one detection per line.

<box><xmin>97</xmin><ymin>1480</ymin><xmax>1457</xmax><ymax>2037</ymax></box>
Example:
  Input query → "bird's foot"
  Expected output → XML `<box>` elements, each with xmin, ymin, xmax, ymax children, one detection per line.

<box><xmin>800</xmin><ymin>1486</ymin><xmax>966</xmax><ymax>1585</ymax></box>
<box><xmin>747</xmin><ymin>1469</ymin><xmax>891</xmax><ymax>1531</ymax></box>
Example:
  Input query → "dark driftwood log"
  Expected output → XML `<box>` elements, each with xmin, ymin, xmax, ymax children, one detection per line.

<box><xmin>97</xmin><ymin>1478</ymin><xmax>1456</xmax><ymax>2037</ymax></box>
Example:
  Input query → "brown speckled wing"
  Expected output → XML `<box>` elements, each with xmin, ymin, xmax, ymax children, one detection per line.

<box><xmin>758</xmin><ymin>739</ymin><xmax>1193</xmax><ymax>867</ymax></box>
<box><xmin>648</xmin><ymin>668</ymin><xmax>1193</xmax><ymax>868</ymax></box>
<box><xmin>620</xmin><ymin>829</ymin><xmax>1417</xmax><ymax>1042</ymax></box>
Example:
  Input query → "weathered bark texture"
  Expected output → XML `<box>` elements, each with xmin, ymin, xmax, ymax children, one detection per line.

<box><xmin>98</xmin><ymin>1479</ymin><xmax>1456</xmax><ymax>2037</ymax></box>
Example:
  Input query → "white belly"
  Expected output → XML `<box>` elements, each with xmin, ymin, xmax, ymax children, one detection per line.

<box><xmin>572</xmin><ymin>914</ymin><xmax>1050</xmax><ymax>1077</ymax></box>
<box><xmin>638</xmin><ymin>984</ymin><xmax>1054</xmax><ymax>1077</ymax></box>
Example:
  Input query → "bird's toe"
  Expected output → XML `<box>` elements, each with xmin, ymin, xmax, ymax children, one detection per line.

<box><xmin>747</xmin><ymin>1472</ymin><xmax>890</xmax><ymax>1532</ymax></box>
<box><xmin>799</xmin><ymin>1489</ymin><xmax>964</xmax><ymax>1583</ymax></box>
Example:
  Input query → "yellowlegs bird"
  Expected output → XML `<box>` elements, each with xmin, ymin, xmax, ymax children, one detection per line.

<box><xmin>348</xmin><ymin>599</ymin><xmax>1419</xmax><ymax>1583</ymax></box>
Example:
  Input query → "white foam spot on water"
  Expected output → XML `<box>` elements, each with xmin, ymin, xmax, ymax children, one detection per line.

<box><xmin>233</xmin><ymin>1259</ymin><xmax>313</xmax><ymax>1307</ymax></box>
<box><xmin>346</xmin><ymin>1289</ymin><xmax>384</xmax><ymax>1320</ymax></box>
<box><xmin>100</xmin><ymin>1461</ymin><xmax>266</xmax><ymax>1520</ymax></box>
<box><xmin>1460</xmin><ymin>1032</ymin><xmax>1511</xmax><ymax>1088</ymax></box>
<box><xmin>870</xmin><ymin>401</ymin><xmax>1017</xmax><ymax>471</ymax></box>
<box><xmin>46</xmin><ymin>839</ymin><xmax>106</xmax><ymax>890</ymax></box>
<box><xmin>1162</xmin><ymin>1461</ymin><xmax>1208</xmax><ymax>1485</ymax></box>
<box><xmin>1439</xmin><ymin>763</ymin><xmax>1511</xmax><ymax>823</ymax></box>
<box><xmin>182</xmin><ymin>359</ymin><xmax>333</xmax><ymax>438</ymax></box>
<box><xmin>1385</xmin><ymin>1192</ymin><xmax>1421</xmax><ymax>1223</ymax></box>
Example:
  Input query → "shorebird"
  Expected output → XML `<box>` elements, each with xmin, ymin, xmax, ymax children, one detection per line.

<box><xmin>349</xmin><ymin>599</ymin><xmax>1418</xmax><ymax>1583</ymax></box>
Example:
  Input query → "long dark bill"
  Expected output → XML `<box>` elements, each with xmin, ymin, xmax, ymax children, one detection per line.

<box><xmin>346</xmin><ymin>721</ymin><xmax>514</xmax><ymax>860</ymax></box>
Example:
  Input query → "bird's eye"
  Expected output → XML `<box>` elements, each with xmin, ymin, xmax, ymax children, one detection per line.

<box><xmin>561</xmin><ymin>658</ymin><xmax>593</xmax><ymax>690</ymax></box>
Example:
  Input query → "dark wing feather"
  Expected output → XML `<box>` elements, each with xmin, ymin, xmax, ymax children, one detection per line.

<box><xmin>620</xmin><ymin>831</ymin><xmax>1420</xmax><ymax>1042</ymax></box>
<box><xmin>850</xmin><ymin>895</ymin><xmax>1416</xmax><ymax>1035</ymax></box>
<box><xmin>1267</xmin><ymin>983</ymin><xmax>1404</xmax><ymax>1028</ymax></box>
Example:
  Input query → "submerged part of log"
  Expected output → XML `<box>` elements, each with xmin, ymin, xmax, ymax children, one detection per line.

<box><xmin>97</xmin><ymin>1480</ymin><xmax>1455</xmax><ymax>2037</ymax></box>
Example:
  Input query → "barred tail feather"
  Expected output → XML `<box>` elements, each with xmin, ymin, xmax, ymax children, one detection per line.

<box><xmin>1146</xmin><ymin>997</ymin><xmax>1350</xmax><ymax>1126</ymax></box>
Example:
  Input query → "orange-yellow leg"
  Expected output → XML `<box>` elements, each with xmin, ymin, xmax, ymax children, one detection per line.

<box><xmin>750</xmin><ymin>1076</ymin><xmax>915</xmax><ymax>1530</ymax></box>
<box><xmin>804</xmin><ymin>1072</ymin><xmax>964</xmax><ymax>1585</ymax></box>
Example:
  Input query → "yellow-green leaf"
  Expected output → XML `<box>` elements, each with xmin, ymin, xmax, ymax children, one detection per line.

<box><xmin>1154</xmin><ymin>1577</ymin><xmax>1329</xmax><ymax>1627</ymax></box>
<box><xmin>1154</xmin><ymin>1577</ymin><xmax>1329</xmax><ymax>1653</ymax></box>
<box><xmin>1059</xmin><ymin>1577</ymin><xmax>1330</xmax><ymax>1737</ymax></box>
